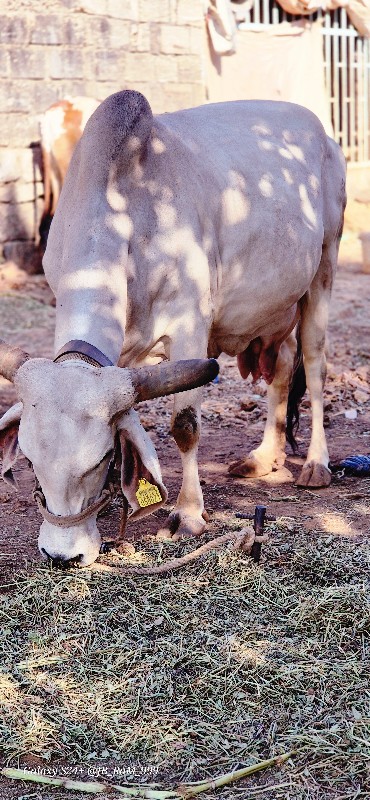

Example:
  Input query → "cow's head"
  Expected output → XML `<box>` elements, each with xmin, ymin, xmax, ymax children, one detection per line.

<box><xmin>0</xmin><ymin>340</ymin><xmax>218</xmax><ymax>567</ymax></box>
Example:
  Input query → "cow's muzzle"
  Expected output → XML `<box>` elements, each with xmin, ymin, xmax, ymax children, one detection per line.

<box><xmin>38</xmin><ymin>519</ymin><xmax>102</xmax><ymax>567</ymax></box>
<box><xmin>41</xmin><ymin>548</ymin><xmax>83</xmax><ymax>569</ymax></box>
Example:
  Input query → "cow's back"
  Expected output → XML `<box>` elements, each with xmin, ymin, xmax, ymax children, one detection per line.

<box><xmin>154</xmin><ymin>101</ymin><xmax>336</xmax><ymax>338</ymax></box>
<box><xmin>154</xmin><ymin>99</ymin><xmax>330</xmax><ymax>259</ymax></box>
<box><xmin>156</xmin><ymin>99</ymin><xmax>328</xmax><ymax>193</ymax></box>
<box><xmin>44</xmin><ymin>92</ymin><xmax>345</xmax><ymax>363</ymax></box>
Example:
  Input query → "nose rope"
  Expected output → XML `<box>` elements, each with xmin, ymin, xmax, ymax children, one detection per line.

<box><xmin>33</xmin><ymin>481</ymin><xmax>115</xmax><ymax>528</ymax></box>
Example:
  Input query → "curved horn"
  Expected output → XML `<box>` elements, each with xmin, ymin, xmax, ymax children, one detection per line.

<box><xmin>130</xmin><ymin>359</ymin><xmax>219</xmax><ymax>402</ymax></box>
<box><xmin>0</xmin><ymin>339</ymin><xmax>30</xmax><ymax>382</ymax></box>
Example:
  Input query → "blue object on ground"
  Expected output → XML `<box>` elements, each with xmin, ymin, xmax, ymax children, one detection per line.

<box><xmin>338</xmin><ymin>455</ymin><xmax>370</xmax><ymax>475</ymax></box>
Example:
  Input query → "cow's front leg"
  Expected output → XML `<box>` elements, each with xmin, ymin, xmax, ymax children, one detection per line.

<box><xmin>229</xmin><ymin>334</ymin><xmax>296</xmax><ymax>478</ymax></box>
<box><xmin>158</xmin><ymin>387</ymin><xmax>207</xmax><ymax>540</ymax></box>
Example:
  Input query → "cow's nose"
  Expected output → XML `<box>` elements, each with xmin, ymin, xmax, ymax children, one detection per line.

<box><xmin>41</xmin><ymin>548</ymin><xmax>83</xmax><ymax>569</ymax></box>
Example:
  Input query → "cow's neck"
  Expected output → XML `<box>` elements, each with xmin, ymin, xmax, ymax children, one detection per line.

<box><xmin>53</xmin><ymin>265</ymin><xmax>127</xmax><ymax>366</ymax></box>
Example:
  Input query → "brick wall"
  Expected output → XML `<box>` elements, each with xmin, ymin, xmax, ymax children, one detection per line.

<box><xmin>0</xmin><ymin>0</ymin><xmax>206</xmax><ymax>267</ymax></box>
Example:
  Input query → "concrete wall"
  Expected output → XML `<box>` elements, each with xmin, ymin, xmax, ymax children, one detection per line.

<box><xmin>0</xmin><ymin>0</ymin><xmax>206</xmax><ymax>268</ymax></box>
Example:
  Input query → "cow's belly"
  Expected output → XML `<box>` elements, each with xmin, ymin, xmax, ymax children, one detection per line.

<box><xmin>209</xmin><ymin>301</ymin><xmax>297</xmax><ymax>355</ymax></box>
<box><xmin>208</xmin><ymin>225</ymin><xmax>323</xmax><ymax>382</ymax></box>
<box><xmin>212</xmin><ymin>276</ymin><xmax>302</xmax><ymax>344</ymax></box>
<box><xmin>212</xmin><ymin>224</ymin><xmax>323</xmax><ymax>349</ymax></box>
<box><xmin>209</xmin><ymin>302</ymin><xmax>299</xmax><ymax>384</ymax></box>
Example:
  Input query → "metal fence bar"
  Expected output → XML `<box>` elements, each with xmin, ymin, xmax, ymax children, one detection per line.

<box><xmin>364</xmin><ymin>38</ymin><xmax>369</xmax><ymax>160</ymax></box>
<box><xmin>333</xmin><ymin>14</ymin><xmax>341</xmax><ymax>143</ymax></box>
<box><xmin>323</xmin><ymin>11</ymin><xmax>333</xmax><ymax>145</ymax></box>
<box><xmin>271</xmin><ymin>3</ymin><xmax>280</xmax><ymax>24</ymax></box>
<box><xmin>262</xmin><ymin>0</ymin><xmax>270</xmax><ymax>25</ymax></box>
<box><xmin>357</xmin><ymin>36</ymin><xmax>364</xmax><ymax>161</ymax></box>
<box><xmin>341</xmin><ymin>7</ymin><xmax>349</xmax><ymax>156</ymax></box>
<box><xmin>348</xmin><ymin>20</ymin><xmax>357</xmax><ymax>160</ymax></box>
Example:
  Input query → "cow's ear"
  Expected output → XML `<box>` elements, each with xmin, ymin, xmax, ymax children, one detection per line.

<box><xmin>0</xmin><ymin>402</ymin><xmax>23</xmax><ymax>488</ymax></box>
<box><xmin>117</xmin><ymin>409</ymin><xmax>167</xmax><ymax>520</ymax></box>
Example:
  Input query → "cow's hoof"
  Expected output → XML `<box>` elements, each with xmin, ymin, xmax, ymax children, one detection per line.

<box><xmin>157</xmin><ymin>510</ymin><xmax>207</xmax><ymax>541</ymax></box>
<box><xmin>228</xmin><ymin>454</ymin><xmax>272</xmax><ymax>478</ymax></box>
<box><xmin>297</xmin><ymin>462</ymin><xmax>331</xmax><ymax>488</ymax></box>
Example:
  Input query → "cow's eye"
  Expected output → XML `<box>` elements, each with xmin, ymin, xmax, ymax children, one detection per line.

<box><xmin>82</xmin><ymin>450</ymin><xmax>114</xmax><ymax>479</ymax></box>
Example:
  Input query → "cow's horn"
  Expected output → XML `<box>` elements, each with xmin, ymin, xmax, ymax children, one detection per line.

<box><xmin>130</xmin><ymin>359</ymin><xmax>219</xmax><ymax>402</ymax></box>
<box><xmin>0</xmin><ymin>339</ymin><xmax>30</xmax><ymax>382</ymax></box>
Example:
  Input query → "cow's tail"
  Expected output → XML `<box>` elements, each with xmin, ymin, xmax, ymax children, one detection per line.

<box><xmin>286</xmin><ymin>323</ymin><xmax>306</xmax><ymax>452</ymax></box>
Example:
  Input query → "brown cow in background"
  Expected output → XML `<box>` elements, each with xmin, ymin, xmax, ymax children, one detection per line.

<box><xmin>39</xmin><ymin>96</ymin><xmax>100</xmax><ymax>249</ymax></box>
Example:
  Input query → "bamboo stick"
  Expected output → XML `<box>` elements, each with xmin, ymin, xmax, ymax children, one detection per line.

<box><xmin>2</xmin><ymin>751</ymin><xmax>295</xmax><ymax>797</ymax></box>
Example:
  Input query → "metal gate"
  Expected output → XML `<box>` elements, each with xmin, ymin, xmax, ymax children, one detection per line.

<box><xmin>239</xmin><ymin>1</ymin><xmax>370</xmax><ymax>162</ymax></box>
<box><xmin>323</xmin><ymin>6</ymin><xmax>369</xmax><ymax>162</ymax></box>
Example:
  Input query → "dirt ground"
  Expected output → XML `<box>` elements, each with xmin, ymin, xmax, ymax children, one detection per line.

<box><xmin>0</xmin><ymin>200</ymin><xmax>369</xmax><ymax>798</ymax></box>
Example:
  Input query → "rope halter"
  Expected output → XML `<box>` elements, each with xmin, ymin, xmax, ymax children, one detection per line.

<box><xmin>33</xmin><ymin>480</ymin><xmax>115</xmax><ymax>529</ymax></box>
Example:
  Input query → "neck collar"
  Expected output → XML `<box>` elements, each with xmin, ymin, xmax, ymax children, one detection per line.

<box><xmin>54</xmin><ymin>340</ymin><xmax>114</xmax><ymax>368</ymax></box>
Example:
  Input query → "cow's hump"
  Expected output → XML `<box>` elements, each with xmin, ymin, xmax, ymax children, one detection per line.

<box><xmin>82</xmin><ymin>90</ymin><xmax>153</xmax><ymax>165</ymax></box>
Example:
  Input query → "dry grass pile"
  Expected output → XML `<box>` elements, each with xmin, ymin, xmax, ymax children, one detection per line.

<box><xmin>0</xmin><ymin>518</ymin><xmax>369</xmax><ymax>799</ymax></box>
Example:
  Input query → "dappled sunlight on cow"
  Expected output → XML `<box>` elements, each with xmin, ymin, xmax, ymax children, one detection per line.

<box><xmin>0</xmin><ymin>90</ymin><xmax>346</xmax><ymax>565</ymax></box>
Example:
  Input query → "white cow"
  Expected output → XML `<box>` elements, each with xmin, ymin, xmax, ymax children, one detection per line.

<box><xmin>0</xmin><ymin>90</ymin><xmax>346</xmax><ymax>567</ymax></box>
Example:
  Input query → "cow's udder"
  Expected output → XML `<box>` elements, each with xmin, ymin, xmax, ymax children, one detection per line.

<box><xmin>237</xmin><ymin>337</ymin><xmax>279</xmax><ymax>385</ymax></box>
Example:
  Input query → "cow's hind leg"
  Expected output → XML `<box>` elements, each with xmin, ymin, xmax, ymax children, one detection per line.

<box><xmin>296</xmin><ymin>248</ymin><xmax>335</xmax><ymax>488</ymax></box>
<box><xmin>158</xmin><ymin>387</ymin><xmax>207</xmax><ymax>540</ymax></box>
<box><xmin>229</xmin><ymin>334</ymin><xmax>296</xmax><ymax>478</ymax></box>
<box><xmin>297</xmin><ymin>137</ymin><xmax>346</xmax><ymax>487</ymax></box>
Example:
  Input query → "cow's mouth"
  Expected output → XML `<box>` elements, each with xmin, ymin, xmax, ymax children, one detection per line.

<box><xmin>41</xmin><ymin>548</ymin><xmax>83</xmax><ymax>569</ymax></box>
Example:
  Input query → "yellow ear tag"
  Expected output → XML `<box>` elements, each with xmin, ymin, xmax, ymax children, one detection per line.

<box><xmin>136</xmin><ymin>478</ymin><xmax>162</xmax><ymax>508</ymax></box>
